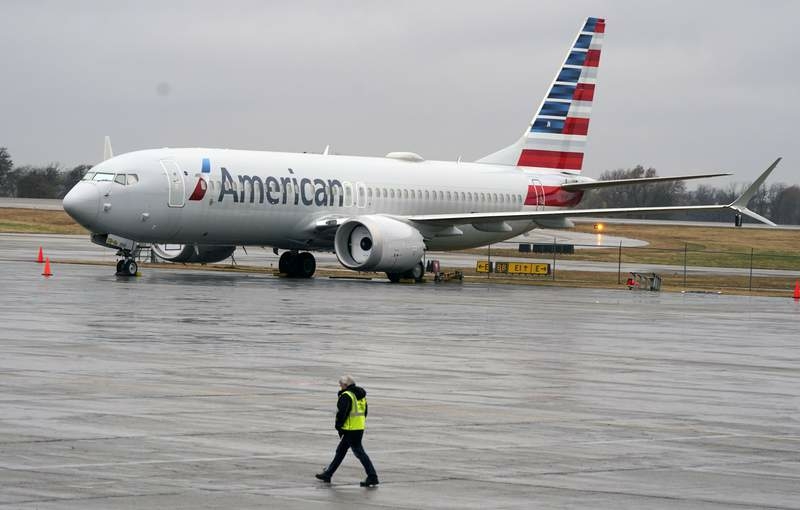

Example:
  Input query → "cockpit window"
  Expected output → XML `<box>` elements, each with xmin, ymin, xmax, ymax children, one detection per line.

<box><xmin>92</xmin><ymin>172</ymin><xmax>114</xmax><ymax>181</ymax></box>
<box><xmin>114</xmin><ymin>174</ymin><xmax>127</xmax><ymax>185</ymax></box>
<box><xmin>126</xmin><ymin>174</ymin><xmax>139</xmax><ymax>185</ymax></box>
<box><xmin>81</xmin><ymin>172</ymin><xmax>95</xmax><ymax>181</ymax></box>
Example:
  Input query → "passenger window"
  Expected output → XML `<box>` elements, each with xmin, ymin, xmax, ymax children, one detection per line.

<box><xmin>425</xmin><ymin>190</ymin><xmax>430</xmax><ymax>200</ymax></box>
<box><xmin>446</xmin><ymin>191</ymin><xmax>452</xmax><ymax>201</ymax></box>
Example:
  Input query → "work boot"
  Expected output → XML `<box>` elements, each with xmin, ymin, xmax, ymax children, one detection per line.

<box><xmin>315</xmin><ymin>472</ymin><xmax>331</xmax><ymax>483</ymax></box>
<box><xmin>360</xmin><ymin>476</ymin><xmax>379</xmax><ymax>487</ymax></box>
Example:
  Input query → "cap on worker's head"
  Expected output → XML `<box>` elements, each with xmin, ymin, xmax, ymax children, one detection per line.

<box><xmin>339</xmin><ymin>375</ymin><xmax>355</xmax><ymax>387</ymax></box>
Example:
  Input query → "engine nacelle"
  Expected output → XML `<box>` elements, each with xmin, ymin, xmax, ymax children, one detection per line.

<box><xmin>334</xmin><ymin>215</ymin><xmax>425</xmax><ymax>272</ymax></box>
<box><xmin>151</xmin><ymin>244</ymin><xmax>236</xmax><ymax>264</ymax></box>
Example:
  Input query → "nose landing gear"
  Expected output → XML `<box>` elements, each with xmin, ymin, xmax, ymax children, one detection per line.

<box><xmin>278</xmin><ymin>251</ymin><xmax>316</xmax><ymax>278</ymax></box>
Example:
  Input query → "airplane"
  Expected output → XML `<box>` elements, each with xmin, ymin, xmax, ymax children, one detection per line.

<box><xmin>62</xmin><ymin>17</ymin><xmax>780</xmax><ymax>280</ymax></box>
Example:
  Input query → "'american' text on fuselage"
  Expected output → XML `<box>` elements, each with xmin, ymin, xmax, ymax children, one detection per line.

<box><xmin>218</xmin><ymin>167</ymin><xmax>344</xmax><ymax>207</ymax></box>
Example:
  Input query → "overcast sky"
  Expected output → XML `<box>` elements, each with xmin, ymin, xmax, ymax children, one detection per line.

<box><xmin>1</xmin><ymin>0</ymin><xmax>797</xmax><ymax>186</ymax></box>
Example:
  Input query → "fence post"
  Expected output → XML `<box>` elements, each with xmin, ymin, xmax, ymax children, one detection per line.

<box><xmin>749</xmin><ymin>247</ymin><xmax>754</xmax><ymax>292</ymax></box>
<box><xmin>617</xmin><ymin>240</ymin><xmax>622</xmax><ymax>284</ymax></box>
<box><xmin>552</xmin><ymin>236</ymin><xmax>557</xmax><ymax>281</ymax></box>
<box><xmin>488</xmin><ymin>243</ymin><xmax>491</xmax><ymax>280</ymax></box>
<box><xmin>683</xmin><ymin>243</ymin><xmax>688</xmax><ymax>288</ymax></box>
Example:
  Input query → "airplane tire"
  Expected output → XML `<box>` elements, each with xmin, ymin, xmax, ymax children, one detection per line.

<box><xmin>123</xmin><ymin>259</ymin><xmax>138</xmax><ymax>276</ymax></box>
<box><xmin>405</xmin><ymin>261</ymin><xmax>424</xmax><ymax>282</ymax></box>
<box><xmin>298</xmin><ymin>252</ymin><xmax>316</xmax><ymax>278</ymax></box>
<box><xmin>285</xmin><ymin>253</ymin><xmax>303</xmax><ymax>278</ymax></box>
<box><xmin>278</xmin><ymin>251</ymin><xmax>294</xmax><ymax>274</ymax></box>
<box><xmin>116</xmin><ymin>260</ymin><xmax>125</xmax><ymax>273</ymax></box>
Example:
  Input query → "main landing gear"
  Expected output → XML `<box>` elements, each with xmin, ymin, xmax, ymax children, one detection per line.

<box><xmin>278</xmin><ymin>251</ymin><xmax>316</xmax><ymax>278</ymax></box>
<box><xmin>115</xmin><ymin>257</ymin><xmax>138</xmax><ymax>276</ymax></box>
<box><xmin>386</xmin><ymin>261</ymin><xmax>424</xmax><ymax>283</ymax></box>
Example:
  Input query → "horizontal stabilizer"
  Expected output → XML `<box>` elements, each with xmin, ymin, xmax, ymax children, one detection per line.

<box><xmin>560</xmin><ymin>173</ymin><xmax>731</xmax><ymax>191</ymax></box>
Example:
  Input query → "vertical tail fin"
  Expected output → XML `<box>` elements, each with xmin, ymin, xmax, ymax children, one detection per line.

<box><xmin>477</xmin><ymin>17</ymin><xmax>605</xmax><ymax>172</ymax></box>
<box><xmin>103</xmin><ymin>136</ymin><xmax>114</xmax><ymax>161</ymax></box>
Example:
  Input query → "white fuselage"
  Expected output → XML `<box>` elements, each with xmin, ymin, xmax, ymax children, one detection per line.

<box><xmin>65</xmin><ymin>148</ymin><xmax>587</xmax><ymax>251</ymax></box>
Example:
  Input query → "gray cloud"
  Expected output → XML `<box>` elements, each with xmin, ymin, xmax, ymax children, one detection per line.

<box><xmin>0</xmin><ymin>0</ymin><xmax>797</xmax><ymax>186</ymax></box>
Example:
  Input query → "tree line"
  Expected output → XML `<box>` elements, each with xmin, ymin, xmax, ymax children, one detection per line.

<box><xmin>0</xmin><ymin>148</ymin><xmax>89</xmax><ymax>199</ymax></box>
<box><xmin>1</xmin><ymin>147</ymin><xmax>798</xmax><ymax>224</ymax></box>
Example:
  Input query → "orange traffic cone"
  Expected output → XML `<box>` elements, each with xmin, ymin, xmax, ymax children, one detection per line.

<box><xmin>794</xmin><ymin>280</ymin><xmax>800</xmax><ymax>300</ymax></box>
<box><xmin>42</xmin><ymin>257</ymin><xmax>53</xmax><ymax>277</ymax></box>
<box><xmin>37</xmin><ymin>246</ymin><xmax>44</xmax><ymax>263</ymax></box>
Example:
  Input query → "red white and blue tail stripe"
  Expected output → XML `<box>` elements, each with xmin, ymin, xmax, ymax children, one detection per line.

<box><xmin>478</xmin><ymin>17</ymin><xmax>604</xmax><ymax>172</ymax></box>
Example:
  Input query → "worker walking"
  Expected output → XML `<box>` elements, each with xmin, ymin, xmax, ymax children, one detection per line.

<box><xmin>316</xmin><ymin>375</ymin><xmax>379</xmax><ymax>487</ymax></box>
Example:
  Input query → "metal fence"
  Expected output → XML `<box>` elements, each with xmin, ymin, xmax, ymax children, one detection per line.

<box><xmin>480</xmin><ymin>242</ymin><xmax>800</xmax><ymax>293</ymax></box>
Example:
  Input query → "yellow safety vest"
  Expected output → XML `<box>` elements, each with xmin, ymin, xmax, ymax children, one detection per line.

<box><xmin>341</xmin><ymin>390</ymin><xmax>367</xmax><ymax>431</ymax></box>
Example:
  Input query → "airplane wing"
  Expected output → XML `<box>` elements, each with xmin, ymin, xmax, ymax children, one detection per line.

<box><xmin>408</xmin><ymin>158</ymin><xmax>781</xmax><ymax>227</ymax></box>
<box><xmin>560</xmin><ymin>172</ymin><xmax>731</xmax><ymax>191</ymax></box>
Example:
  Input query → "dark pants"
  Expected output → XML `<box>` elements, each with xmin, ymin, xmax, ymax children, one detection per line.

<box><xmin>325</xmin><ymin>430</ymin><xmax>377</xmax><ymax>479</ymax></box>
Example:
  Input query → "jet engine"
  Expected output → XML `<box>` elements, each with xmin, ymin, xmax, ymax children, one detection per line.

<box><xmin>151</xmin><ymin>244</ymin><xmax>236</xmax><ymax>264</ymax></box>
<box><xmin>334</xmin><ymin>215</ymin><xmax>425</xmax><ymax>272</ymax></box>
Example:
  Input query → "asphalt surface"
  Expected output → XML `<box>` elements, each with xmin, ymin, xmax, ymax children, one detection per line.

<box><xmin>1</xmin><ymin>250</ymin><xmax>799</xmax><ymax>508</ymax></box>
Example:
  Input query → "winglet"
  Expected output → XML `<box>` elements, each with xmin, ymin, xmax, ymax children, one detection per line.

<box><xmin>103</xmin><ymin>136</ymin><xmax>114</xmax><ymax>161</ymax></box>
<box><xmin>727</xmin><ymin>157</ymin><xmax>781</xmax><ymax>226</ymax></box>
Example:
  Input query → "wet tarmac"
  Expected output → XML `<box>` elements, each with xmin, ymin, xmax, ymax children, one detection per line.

<box><xmin>1</xmin><ymin>257</ymin><xmax>799</xmax><ymax>509</ymax></box>
<box><xmin>4</xmin><ymin>233</ymin><xmax>800</xmax><ymax>279</ymax></box>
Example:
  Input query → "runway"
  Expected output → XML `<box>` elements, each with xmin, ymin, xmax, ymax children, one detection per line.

<box><xmin>1</xmin><ymin>257</ymin><xmax>799</xmax><ymax>508</ymax></box>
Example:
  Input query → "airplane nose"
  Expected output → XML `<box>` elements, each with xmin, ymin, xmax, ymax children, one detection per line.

<box><xmin>62</xmin><ymin>183</ymin><xmax>100</xmax><ymax>229</ymax></box>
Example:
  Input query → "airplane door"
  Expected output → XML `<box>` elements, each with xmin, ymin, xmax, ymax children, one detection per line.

<box><xmin>530</xmin><ymin>178</ymin><xmax>545</xmax><ymax>211</ymax></box>
<box><xmin>356</xmin><ymin>182</ymin><xmax>366</xmax><ymax>208</ymax></box>
<box><xmin>161</xmin><ymin>159</ymin><xmax>185</xmax><ymax>208</ymax></box>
